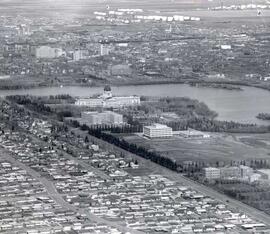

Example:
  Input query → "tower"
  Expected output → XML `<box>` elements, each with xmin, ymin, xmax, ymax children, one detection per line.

<box><xmin>103</xmin><ymin>85</ymin><xmax>112</xmax><ymax>99</ymax></box>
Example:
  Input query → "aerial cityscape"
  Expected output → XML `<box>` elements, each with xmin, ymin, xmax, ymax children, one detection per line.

<box><xmin>0</xmin><ymin>0</ymin><xmax>270</xmax><ymax>233</ymax></box>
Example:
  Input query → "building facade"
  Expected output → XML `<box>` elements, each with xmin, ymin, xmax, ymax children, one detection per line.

<box><xmin>75</xmin><ymin>86</ymin><xmax>140</xmax><ymax>108</ymax></box>
<box><xmin>240</xmin><ymin>165</ymin><xmax>253</xmax><ymax>179</ymax></box>
<box><xmin>220</xmin><ymin>166</ymin><xmax>241</xmax><ymax>179</ymax></box>
<box><xmin>104</xmin><ymin>96</ymin><xmax>140</xmax><ymax>108</ymax></box>
<box><xmin>81</xmin><ymin>111</ymin><xmax>123</xmax><ymax>125</ymax></box>
<box><xmin>75</xmin><ymin>98</ymin><xmax>103</xmax><ymax>107</ymax></box>
<box><xmin>203</xmin><ymin>167</ymin><xmax>221</xmax><ymax>180</ymax></box>
<box><xmin>143</xmin><ymin>124</ymin><xmax>173</xmax><ymax>138</ymax></box>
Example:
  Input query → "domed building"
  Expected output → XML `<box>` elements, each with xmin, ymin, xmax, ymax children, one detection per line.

<box><xmin>102</xmin><ymin>85</ymin><xmax>112</xmax><ymax>99</ymax></box>
<box><xmin>75</xmin><ymin>85</ymin><xmax>140</xmax><ymax>108</ymax></box>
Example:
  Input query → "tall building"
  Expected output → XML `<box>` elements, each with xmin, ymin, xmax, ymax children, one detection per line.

<box><xmin>73</xmin><ymin>49</ymin><xmax>88</xmax><ymax>61</ymax></box>
<box><xmin>143</xmin><ymin>124</ymin><xmax>173</xmax><ymax>138</ymax></box>
<box><xmin>100</xmin><ymin>44</ymin><xmax>110</xmax><ymax>56</ymax></box>
<box><xmin>203</xmin><ymin>167</ymin><xmax>221</xmax><ymax>180</ymax></box>
<box><xmin>81</xmin><ymin>111</ymin><xmax>123</xmax><ymax>125</ymax></box>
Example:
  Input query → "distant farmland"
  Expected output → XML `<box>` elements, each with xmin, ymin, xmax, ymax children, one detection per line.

<box><xmin>1</xmin><ymin>0</ymin><xmax>270</xmax><ymax>20</ymax></box>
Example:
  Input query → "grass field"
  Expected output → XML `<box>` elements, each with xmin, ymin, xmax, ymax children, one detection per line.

<box><xmin>123</xmin><ymin>133</ymin><xmax>270</xmax><ymax>165</ymax></box>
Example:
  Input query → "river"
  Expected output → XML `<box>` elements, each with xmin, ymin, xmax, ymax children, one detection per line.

<box><xmin>0</xmin><ymin>84</ymin><xmax>270</xmax><ymax>125</ymax></box>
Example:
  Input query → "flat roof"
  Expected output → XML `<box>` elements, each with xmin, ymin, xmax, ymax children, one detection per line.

<box><xmin>144</xmin><ymin>124</ymin><xmax>171</xmax><ymax>129</ymax></box>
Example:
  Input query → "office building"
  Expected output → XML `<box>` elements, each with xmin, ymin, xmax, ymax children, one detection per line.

<box><xmin>240</xmin><ymin>165</ymin><xmax>253</xmax><ymax>179</ymax></box>
<box><xmin>143</xmin><ymin>124</ymin><xmax>173</xmax><ymax>138</ymax></box>
<box><xmin>220</xmin><ymin>166</ymin><xmax>241</xmax><ymax>179</ymax></box>
<box><xmin>203</xmin><ymin>167</ymin><xmax>221</xmax><ymax>180</ymax></box>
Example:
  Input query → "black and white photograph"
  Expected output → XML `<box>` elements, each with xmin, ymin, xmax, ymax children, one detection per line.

<box><xmin>0</xmin><ymin>0</ymin><xmax>270</xmax><ymax>233</ymax></box>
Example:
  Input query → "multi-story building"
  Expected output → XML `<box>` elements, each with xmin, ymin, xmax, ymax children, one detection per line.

<box><xmin>75</xmin><ymin>86</ymin><xmax>140</xmax><ymax>108</ymax></box>
<box><xmin>220</xmin><ymin>166</ymin><xmax>241</xmax><ymax>179</ymax></box>
<box><xmin>202</xmin><ymin>167</ymin><xmax>221</xmax><ymax>180</ymax></box>
<box><xmin>81</xmin><ymin>111</ymin><xmax>123</xmax><ymax>125</ymax></box>
<box><xmin>143</xmin><ymin>123</ymin><xmax>173</xmax><ymax>138</ymax></box>
<box><xmin>100</xmin><ymin>44</ymin><xmax>110</xmax><ymax>56</ymax></box>
<box><xmin>240</xmin><ymin>165</ymin><xmax>253</xmax><ymax>179</ymax></box>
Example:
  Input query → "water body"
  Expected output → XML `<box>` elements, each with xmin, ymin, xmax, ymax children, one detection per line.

<box><xmin>0</xmin><ymin>84</ymin><xmax>270</xmax><ymax>125</ymax></box>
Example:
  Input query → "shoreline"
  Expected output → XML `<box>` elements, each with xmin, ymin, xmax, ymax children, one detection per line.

<box><xmin>0</xmin><ymin>79</ymin><xmax>269</xmax><ymax>93</ymax></box>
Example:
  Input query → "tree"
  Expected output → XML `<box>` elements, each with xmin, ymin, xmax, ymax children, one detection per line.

<box><xmin>84</xmin><ymin>136</ymin><xmax>89</xmax><ymax>143</ymax></box>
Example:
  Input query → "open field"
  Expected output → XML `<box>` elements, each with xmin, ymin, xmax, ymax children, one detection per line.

<box><xmin>123</xmin><ymin>133</ymin><xmax>270</xmax><ymax>164</ymax></box>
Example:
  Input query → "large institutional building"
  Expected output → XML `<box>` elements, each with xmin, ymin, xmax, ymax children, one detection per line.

<box><xmin>75</xmin><ymin>98</ymin><xmax>103</xmax><ymax>107</ymax></box>
<box><xmin>202</xmin><ymin>167</ymin><xmax>221</xmax><ymax>180</ymax></box>
<box><xmin>203</xmin><ymin>166</ymin><xmax>254</xmax><ymax>181</ymax></box>
<box><xmin>75</xmin><ymin>86</ymin><xmax>140</xmax><ymax>108</ymax></box>
<box><xmin>143</xmin><ymin>123</ymin><xmax>173</xmax><ymax>138</ymax></box>
<box><xmin>35</xmin><ymin>46</ymin><xmax>64</xmax><ymax>59</ymax></box>
<box><xmin>81</xmin><ymin>111</ymin><xmax>123</xmax><ymax>125</ymax></box>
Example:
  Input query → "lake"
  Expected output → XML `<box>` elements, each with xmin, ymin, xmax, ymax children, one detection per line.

<box><xmin>0</xmin><ymin>84</ymin><xmax>270</xmax><ymax>125</ymax></box>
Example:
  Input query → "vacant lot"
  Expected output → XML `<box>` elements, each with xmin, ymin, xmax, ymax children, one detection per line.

<box><xmin>123</xmin><ymin>133</ymin><xmax>270</xmax><ymax>165</ymax></box>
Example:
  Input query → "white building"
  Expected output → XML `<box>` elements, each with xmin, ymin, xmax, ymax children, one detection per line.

<box><xmin>240</xmin><ymin>165</ymin><xmax>253</xmax><ymax>179</ymax></box>
<box><xmin>81</xmin><ymin>111</ymin><xmax>123</xmax><ymax>125</ymax></box>
<box><xmin>220</xmin><ymin>45</ymin><xmax>231</xmax><ymax>50</ymax></box>
<box><xmin>75</xmin><ymin>86</ymin><xmax>140</xmax><ymax>108</ymax></box>
<box><xmin>220</xmin><ymin>166</ymin><xmax>241</xmax><ymax>179</ymax></box>
<box><xmin>100</xmin><ymin>44</ymin><xmax>110</xmax><ymax>56</ymax></box>
<box><xmin>36</xmin><ymin>46</ymin><xmax>63</xmax><ymax>59</ymax></box>
<box><xmin>75</xmin><ymin>98</ymin><xmax>103</xmax><ymax>107</ymax></box>
<box><xmin>203</xmin><ymin>167</ymin><xmax>221</xmax><ymax>180</ymax></box>
<box><xmin>104</xmin><ymin>96</ymin><xmax>140</xmax><ymax>108</ymax></box>
<box><xmin>73</xmin><ymin>49</ymin><xmax>87</xmax><ymax>61</ymax></box>
<box><xmin>143</xmin><ymin>124</ymin><xmax>173</xmax><ymax>138</ymax></box>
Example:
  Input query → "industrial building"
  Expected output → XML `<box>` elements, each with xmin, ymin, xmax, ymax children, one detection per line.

<box><xmin>81</xmin><ymin>111</ymin><xmax>123</xmax><ymax>125</ymax></box>
<box><xmin>143</xmin><ymin>123</ymin><xmax>173</xmax><ymax>138</ymax></box>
